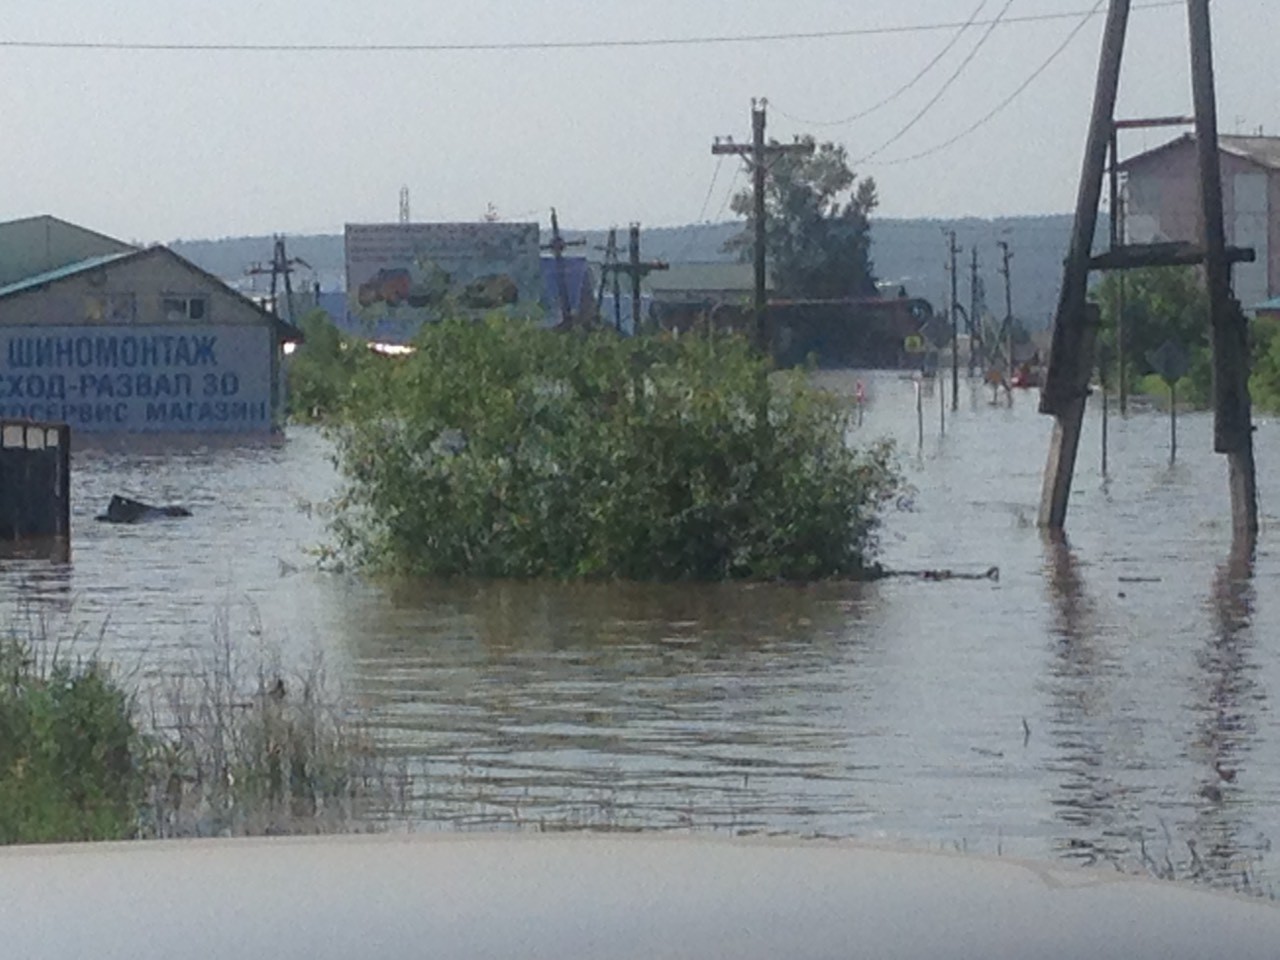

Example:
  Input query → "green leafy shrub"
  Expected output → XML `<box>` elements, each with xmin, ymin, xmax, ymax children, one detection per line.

<box><xmin>0</xmin><ymin>637</ymin><xmax>143</xmax><ymax>843</ymax></box>
<box><xmin>330</xmin><ymin>318</ymin><xmax>902</xmax><ymax>580</ymax></box>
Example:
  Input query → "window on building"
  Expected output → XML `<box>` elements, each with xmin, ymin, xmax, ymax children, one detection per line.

<box><xmin>163</xmin><ymin>296</ymin><xmax>208</xmax><ymax>321</ymax></box>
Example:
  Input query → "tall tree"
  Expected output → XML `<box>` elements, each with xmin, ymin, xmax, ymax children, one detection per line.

<box><xmin>724</xmin><ymin>137</ymin><xmax>878</xmax><ymax>300</ymax></box>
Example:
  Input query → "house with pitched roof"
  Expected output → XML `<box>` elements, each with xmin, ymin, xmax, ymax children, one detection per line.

<box><xmin>0</xmin><ymin>217</ymin><xmax>297</xmax><ymax>433</ymax></box>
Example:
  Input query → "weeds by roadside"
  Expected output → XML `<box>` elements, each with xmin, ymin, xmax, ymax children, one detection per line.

<box><xmin>0</xmin><ymin>608</ymin><xmax>397</xmax><ymax>844</ymax></box>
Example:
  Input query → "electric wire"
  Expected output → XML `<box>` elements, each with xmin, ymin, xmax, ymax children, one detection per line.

<box><xmin>0</xmin><ymin>3</ymin><xmax>1180</xmax><ymax>53</ymax></box>
<box><xmin>676</xmin><ymin>155</ymin><xmax>727</xmax><ymax>261</ymax></box>
<box><xmin>712</xmin><ymin>168</ymin><xmax>744</xmax><ymax>228</ymax></box>
<box><xmin>869</xmin><ymin>0</ymin><xmax>1106</xmax><ymax>166</ymax></box>
<box><xmin>771</xmin><ymin>0</ymin><xmax>990</xmax><ymax>128</ymax></box>
<box><xmin>855</xmin><ymin>0</ymin><xmax>1016</xmax><ymax>165</ymax></box>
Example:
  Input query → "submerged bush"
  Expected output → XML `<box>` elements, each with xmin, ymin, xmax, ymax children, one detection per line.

<box><xmin>330</xmin><ymin>319</ymin><xmax>902</xmax><ymax>580</ymax></box>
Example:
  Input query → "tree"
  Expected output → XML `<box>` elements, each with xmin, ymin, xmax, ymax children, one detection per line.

<box><xmin>724</xmin><ymin>137</ymin><xmax>878</xmax><ymax>300</ymax></box>
<box><xmin>330</xmin><ymin>317</ymin><xmax>902</xmax><ymax>581</ymax></box>
<box><xmin>1093</xmin><ymin>266</ymin><xmax>1211</xmax><ymax>405</ymax></box>
<box><xmin>285</xmin><ymin>308</ymin><xmax>373</xmax><ymax>422</ymax></box>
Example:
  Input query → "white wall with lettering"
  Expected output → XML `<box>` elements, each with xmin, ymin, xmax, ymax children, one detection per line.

<box><xmin>0</xmin><ymin>324</ymin><xmax>275</xmax><ymax>432</ymax></box>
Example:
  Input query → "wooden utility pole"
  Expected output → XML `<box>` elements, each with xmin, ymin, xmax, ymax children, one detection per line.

<box><xmin>998</xmin><ymin>240</ymin><xmax>1014</xmax><ymax>381</ymax></box>
<box><xmin>1038</xmin><ymin>0</ymin><xmax>1258</xmax><ymax>537</ymax></box>
<box><xmin>595</xmin><ymin>228</ymin><xmax>624</xmax><ymax>332</ymax></box>
<box><xmin>542</xmin><ymin>208</ymin><xmax>585</xmax><ymax>328</ymax></box>
<box><xmin>1188</xmin><ymin>0</ymin><xmax>1258</xmax><ymax>540</ymax></box>
<box><xmin>1117</xmin><ymin>194</ymin><xmax>1128</xmax><ymax>414</ymax></box>
<box><xmin>969</xmin><ymin>246</ymin><xmax>983</xmax><ymax>377</ymax></box>
<box><xmin>712</xmin><ymin>99</ymin><xmax>814</xmax><ymax>352</ymax></box>
<box><xmin>628</xmin><ymin>224</ymin><xmax>643</xmax><ymax>329</ymax></box>
<box><xmin>247</xmin><ymin>235</ymin><xmax>310</xmax><ymax>325</ymax></box>
<box><xmin>948</xmin><ymin>231</ymin><xmax>960</xmax><ymax>411</ymax></box>
<box><xmin>598</xmin><ymin>224</ymin><xmax>667</xmax><ymax>334</ymax></box>
<box><xmin>1038</xmin><ymin>0</ymin><xmax>1131</xmax><ymax>531</ymax></box>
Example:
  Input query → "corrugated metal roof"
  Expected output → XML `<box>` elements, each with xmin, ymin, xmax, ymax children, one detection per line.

<box><xmin>0</xmin><ymin>251</ymin><xmax>137</xmax><ymax>299</ymax></box>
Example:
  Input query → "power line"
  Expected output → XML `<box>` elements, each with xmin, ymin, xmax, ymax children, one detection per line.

<box><xmin>771</xmin><ymin>0</ymin><xmax>991</xmax><ymax>128</ymax></box>
<box><xmin>868</xmin><ymin>0</ymin><xmax>1107</xmax><ymax>167</ymax></box>
<box><xmin>712</xmin><ymin>168</ymin><xmax>743</xmax><ymax>228</ymax></box>
<box><xmin>675</xmin><ymin>156</ymin><xmax>727</xmax><ymax>261</ymax></box>
<box><xmin>694</xmin><ymin>156</ymin><xmax>726</xmax><ymax>224</ymax></box>
<box><xmin>855</xmin><ymin>0</ymin><xmax>1016</xmax><ymax>165</ymax></box>
<box><xmin>0</xmin><ymin>3</ymin><xmax>1181</xmax><ymax>54</ymax></box>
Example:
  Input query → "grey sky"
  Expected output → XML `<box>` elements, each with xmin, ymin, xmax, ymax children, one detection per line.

<box><xmin>2</xmin><ymin>0</ymin><xmax>1276</xmax><ymax>242</ymax></box>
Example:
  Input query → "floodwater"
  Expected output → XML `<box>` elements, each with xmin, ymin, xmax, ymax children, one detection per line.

<box><xmin>5</xmin><ymin>370</ymin><xmax>1280</xmax><ymax>890</ymax></box>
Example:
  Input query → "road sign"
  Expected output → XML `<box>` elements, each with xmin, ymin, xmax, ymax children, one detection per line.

<box><xmin>1146</xmin><ymin>339</ymin><xmax>1190</xmax><ymax>383</ymax></box>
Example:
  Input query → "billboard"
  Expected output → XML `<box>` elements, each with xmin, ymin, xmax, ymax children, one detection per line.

<box><xmin>0</xmin><ymin>324</ymin><xmax>275</xmax><ymax>433</ymax></box>
<box><xmin>345</xmin><ymin>222</ymin><xmax>543</xmax><ymax>341</ymax></box>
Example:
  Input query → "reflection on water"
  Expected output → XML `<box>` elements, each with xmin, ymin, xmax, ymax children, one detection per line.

<box><xmin>1042</xmin><ymin>534</ymin><xmax>1132</xmax><ymax>869</ymax></box>
<box><xmin>2</xmin><ymin>372</ymin><xmax>1280</xmax><ymax>890</ymax></box>
<box><xmin>339</xmin><ymin>579</ymin><xmax>882</xmax><ymax>833</ymax></box>
<box><xmin>1184</xmin><ymin>545</ymin><xmax>1266</xmax><ymax>888</ymax></box>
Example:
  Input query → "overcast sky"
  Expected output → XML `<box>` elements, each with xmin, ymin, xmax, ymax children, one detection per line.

<box><xmin>1</xmin><ymin>0</ymin><xmax>1276</xmax><ymax>243</ymax></box>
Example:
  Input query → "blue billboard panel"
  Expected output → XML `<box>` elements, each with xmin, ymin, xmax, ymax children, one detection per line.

<box><xmin>0</xmin><ymin>324</ymin><xmax>275</xmax><ymax>432</ymax></box>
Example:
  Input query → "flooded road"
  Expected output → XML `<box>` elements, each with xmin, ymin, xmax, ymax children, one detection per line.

<box><xmin>5</xmin><ymin>369</ymin><xmax>1280</xmax><ymax>890</ymax></box>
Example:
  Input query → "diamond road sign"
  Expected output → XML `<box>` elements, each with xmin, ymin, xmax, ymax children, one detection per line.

<box><xmin>1146</xmin><ymin>339</ymin><xmax>1190</xmax><ymax>383</ymax></box>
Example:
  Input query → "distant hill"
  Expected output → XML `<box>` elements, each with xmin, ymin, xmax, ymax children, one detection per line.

<box><xmin>171</xmin><ymin>214</ymin><xmax>1093</xmax><ymax>329</ymax></box>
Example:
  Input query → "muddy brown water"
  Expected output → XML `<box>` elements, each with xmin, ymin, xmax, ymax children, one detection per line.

<box><xmin>5</xmin><ymin>370</ymin><xmax>1280</xmax><ymax>890</ymax></box>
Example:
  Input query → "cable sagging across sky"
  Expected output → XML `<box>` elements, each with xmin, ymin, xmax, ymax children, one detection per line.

<box><xmin>854</xmin><ymin>0</ymin><xmax>1017</xmax><ymax>165</ymax></box>
<box><xmin>870</xmin><ymin>0</ymin><xmax>1107</xmax><ymax>166</ymax></box>
<box><xmin>0</xmin><ymin>2</ymin><xmax>1180</xmax><ymax>54</ymax></box>
<box><xmin>771</xmin><ymin>0</ymin><xmax>991</xmax><ymax>128</ymax></box>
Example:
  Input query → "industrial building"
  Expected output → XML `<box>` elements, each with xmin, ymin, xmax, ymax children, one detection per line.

<box><xmin>0</xmin><ymin>216</ymin><xmax>296</xmax><ymax>433</ymax></box>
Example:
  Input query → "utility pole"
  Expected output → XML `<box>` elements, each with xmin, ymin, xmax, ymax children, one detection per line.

<box><xmin>247</xmin><ymin>235</ymin><xmax>310</xmax><ymax>325</ymax></box>
<box><xmin>948</xmin><ymin>231</ymin><xmax>960</xmax><ymax>411</ymax></box>
<box><xmin>1117</xmin><ymin>190</ymin><xmax>1128</xmax><ymax>414</ymax></box>
<box><xmin>1188</xmin><ymin>0</ymin><xmax>1258</xmax><ymax>541</ymax></box>
<box><xmin>595</xmin><ymin>228</ymin><xmax>624</xmax><ymax>332</ymax></box>
<box><xmin>628</xmin><ymin>224</ymin><xmax>643</xmax><ymax>330</ymax></box>
<box><xmin>598</xmin><ymin>224</ymin><xmax>668</xmax><ymax>334</ymax></box>
<box><xmin>969</xmin><ymin>245</ymin><xmax>983</xmax><ymax>377</ymax></box>
<box><xmin>1037</xmin><ymin>0</ymin><xmax>1257</xmax><ymax>536</ymax></box>
<box><xmin>1038</xmin><ymin>0</ymin><xmax>1130</xmax><ymax>531</ymax></box>
<box><xmin>712</xmin><ymin>98</ymin><xmax>814</xmax><ymax>352</ymax></box>
<box><xmin>542</xmin><ymin>208</ymin><xmax>585</xmax><ymax>328</ymax></box>
<box><xmin>998</xmin><ymin>240</ymin><xmax>1014</xmax><ymax>382</ymax></box>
